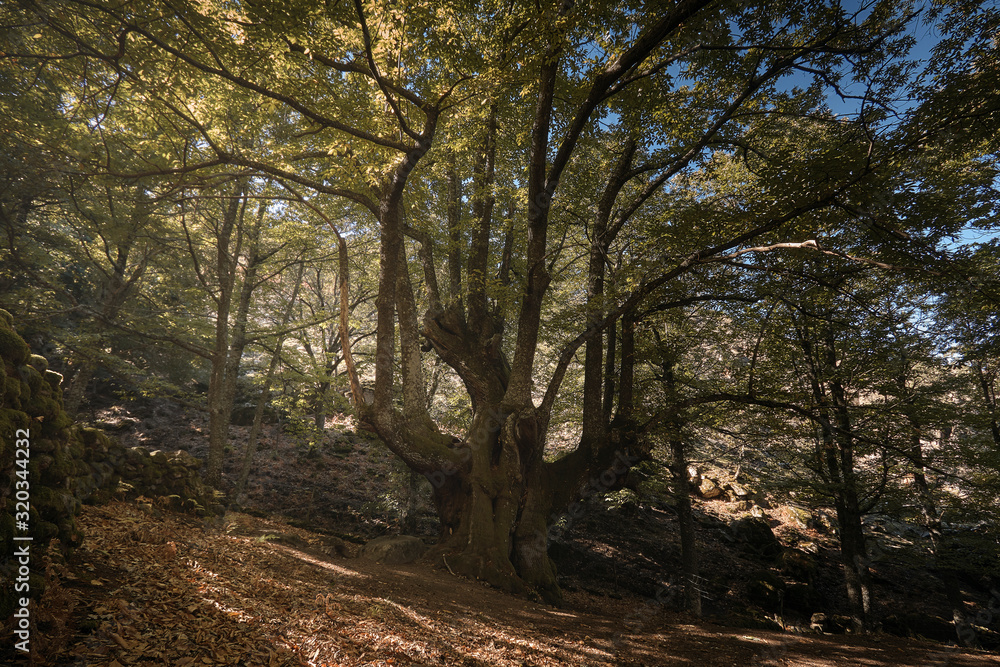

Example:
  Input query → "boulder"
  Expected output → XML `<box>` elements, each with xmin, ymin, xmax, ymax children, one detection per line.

<box><xmin>697</xmin><ymin>477</ymin><xmax>723</xmax><ymax>499</ymax></box>
<box><xmin>811</xmin><ymin>612</ymin><xmax>853</xmax><ymax>634</ymax></box>
<box><xmin>361</xmin><ymin>535</ymin><xmax>427</xmax><ymax>565</ymax></box>
<box><xmin>28</xmin><ymin>354</ymin><xmax>48</xmax><ymax>372</ymax></box>
<box><xmin>730</xmin><ymin>516</ymin><xmax>783</xmax><ymax>559</ymax></box>
<box><xmin>779</xmin><ymin>548</ymin><xmax>817</xmax><ymax>582</ymax></box>
<box><xmin>320</xmin><ymin>535</ymin><xmax>361</xmax><ymax>559</ymax></box>
<box><xmin>785</xmin><ymin>505</ymin><xmax>813</xmax><ymax>529</ymax></box>
<box><xmin>726</xmin><ymin>481</ymin><xmax>752</xmax><ymax>499</ymax></box>
<box><xmin>799</xmin><ymin>540</ymin><xmax>819</xmax><ymax>554</ymax></box>
<box><xmin>686</xmin><ymin>465</ymin><xmax>700</xmax><ymax>486</ymax></box>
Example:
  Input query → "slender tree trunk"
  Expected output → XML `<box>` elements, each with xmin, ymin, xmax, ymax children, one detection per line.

<box><xmin>63</xmin><ymin>363</ymin><xmax>96</xmax><ymax>418</ymax></box>
<box><xmin>800</xmin><ymin>328</ymin><xmax>872</xmax><ymax>632</ymax></box>
<box><xmin>906</xmin><ymin>409</ymin><xmax>972</xmax><ymax>645</ymax></box>
<box><xmin>603</xmin><ymin>317</ymin><xmax>618</xmax><ymax>425</ymax></box>
<box><xmin>670</xmin><ymin>438</ymin><xmax>701</xmax><ymax>616</ymax></box>
<box><xmin>315</xmin><ymin>352</ymin><xmax>335</xmax><ymax>430</ymax></box>
<box><xmin>235</xmin><ymin>262</ymin><xmax>304</xmax><ymax>498</ymax></box>
<box><xmin>330</xmin><ymin>227</ymin><xmax>363</xmax><ymax>409</ymax></box>
<box><xmin>446</xmin><ymin>150</ymin><xmax>463</xmax><ymax>305</ymax></box>
<box><xmin>656</xmin><ymin>336</ymin><xmax>701</xmax><ymax>616</ymax></box>
<box><xmin>974</xmin><ymin>361</ymin><xmax>1000</xmax><ymax>450</ymax></box>
<box><xmin>826</xmin><ymin>340</ymin><xmax>873</xmax><ymax>633</ymax></box>
<box><xmin>205</xmin><ymin>182</ymin><xmax>247</xmax><ymax>487</ymax></box>
<box><xmin>219</xmin><ymin>203</ymin><xmax>262</xmax><ymax>434</ymax></box>
<box><xmin>582</xmin><ymin>139</ymin><xmax>636</xmax><ymax>452</ymax></box>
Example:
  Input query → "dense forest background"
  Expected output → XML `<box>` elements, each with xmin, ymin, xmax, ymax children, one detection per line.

<box><xmin>3</xmin><ymin>0</ymin><xmax>1000</xmax><ymax>661</ymax></box>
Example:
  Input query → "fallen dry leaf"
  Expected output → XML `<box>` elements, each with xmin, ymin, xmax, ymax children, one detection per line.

<box><xmin>46</xmin><ymin>502</ymin><xmax>1000</xmax><ymax>667</ymax></box>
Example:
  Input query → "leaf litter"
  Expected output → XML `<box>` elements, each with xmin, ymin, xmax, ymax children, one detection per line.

<box><xmin>20</xmin><ymin>501</ymin><xmax>1000</xmax><ymax>667</ymax></box>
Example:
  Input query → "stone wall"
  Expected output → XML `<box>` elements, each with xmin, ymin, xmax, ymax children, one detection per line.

<box><xmin>1</xmin><ymin>310</ymin><xmax>222</xmax><ymax>617</ymax></box>
<box><xmin>1</xmin><ymin>310</ymin><xmax>82</xmax><ymax>556</ymax></box>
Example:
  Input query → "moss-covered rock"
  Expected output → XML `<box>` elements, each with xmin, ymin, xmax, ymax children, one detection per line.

<box><xmin>80</xmin><ymin>427</ymin><xmax>110</xmax><ymax>447</ymax></box>
<box><xmin>19</xmin><ymin>363</ymin><xmax>44</xmax><ymax>398</ymax></box>
<box><xmin>28</xmin><ymin>353</ymin><xmax>48</xmax><ymax>373</ymax></box>
<box><xmin>35</xmin><ymin>520</ymin><xmax>60</xmax><ymax>543</ymax></box>
<box><xmin>0</xmin><ymin>327</ymin><xmax>30</xmax><ymax>365</ymax></box>
<box><xmin>3</xmin><ymin>376</ymin><xmax>22</xmax><ymax>405</ymax></box>
<box><xmin>33</xmin><ymin>437</ymin><xmax>57</xmax><ymax>453</ymax></box>
<box><xmin>0</xmin><ymin>406</ymin><xmax>29</xmax><ymax>440</ymax></box>
<box><xmin>41</xmin><ymin>409</ymin><xmax>72</xmax><ymax>436</ymax></box>
<box><xmin>44</xmin><ymin>369</ymin><xmax>63</xmax><ymax>390</ymax></box>
<box><xmin>33</xmin><ymin>396</ymin><xmax>61</xmax><ymax>421</ymax></box>
<box><xmin>1</xmin><ymin>319</ymin><xmax>224</xmax><ymax>621</ymax></box>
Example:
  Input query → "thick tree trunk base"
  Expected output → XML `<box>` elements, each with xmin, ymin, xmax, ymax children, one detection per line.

<box><xmin>427</xmin><ymin>539</ymin><xmax>565</xmax><ymax>606</ymax></box>
<box><xmin>426</xmin><ymin>479</ymin><xmax>563</xmax><ymax>607</ymax></box>
<box><xmin>445</xmin><ymin>549</ymin><xmax>526</xmax><ymax>595</ymax></box>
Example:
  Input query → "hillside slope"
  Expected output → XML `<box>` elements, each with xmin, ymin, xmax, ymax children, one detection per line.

<box><xmin>7</xmin><ymin>500</ymin><xmax>1000</xmax><ymax>667</ymax></box>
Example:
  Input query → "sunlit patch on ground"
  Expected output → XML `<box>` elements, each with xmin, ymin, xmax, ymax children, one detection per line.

<box><xmin>15</xmin><ymin>501</ymin><xmax>997</xmax><ymax>667</ymax></box>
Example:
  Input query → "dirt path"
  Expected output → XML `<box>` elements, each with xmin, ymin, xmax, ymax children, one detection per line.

<box><xmin>12</xmin><ymin>502</ymin><xmax>999</xmax><ymax>667</ymax></box>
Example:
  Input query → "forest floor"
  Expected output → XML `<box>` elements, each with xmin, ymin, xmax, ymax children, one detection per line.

<box><xmin>21</xmin><ymin>501</ymin><xmax>1000</xmax><ymax>667</ymax></box>
<box><xmin>11</xmin><ymin>399</ymin><xmax>1000</xmax><ymax>666</ymax></box>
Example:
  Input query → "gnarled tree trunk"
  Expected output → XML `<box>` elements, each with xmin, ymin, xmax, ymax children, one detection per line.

<box><xmin>350</xmin><ymin>0</ymin><xmax>713</xmax><ymax>606</ymax></box>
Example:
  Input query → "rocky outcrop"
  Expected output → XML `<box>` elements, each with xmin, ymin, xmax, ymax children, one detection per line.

<box><xmin>696</xmin><ymin>477</ymin><xmax>723</xmax><ymax>499</ymax></box>
<box><xmin>729</xmin><ymin>516</ymin><xmax>783</xmax><ymax>559</ymax></box>
<box><xmin>746</xmin><ymin>570</ymin><xmax>785</xmax><ymax>610</ymax></box>
<box><xmin>810</xmin><ymin>612</ymin><xmax>853</xmax><ymax>634</ymax></box>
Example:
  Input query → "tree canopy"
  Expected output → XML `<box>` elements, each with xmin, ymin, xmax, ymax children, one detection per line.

<box><xmin>2</xmin><ymin>0</ymin><xmax>999</xmax><ymax>627</ymax></box>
